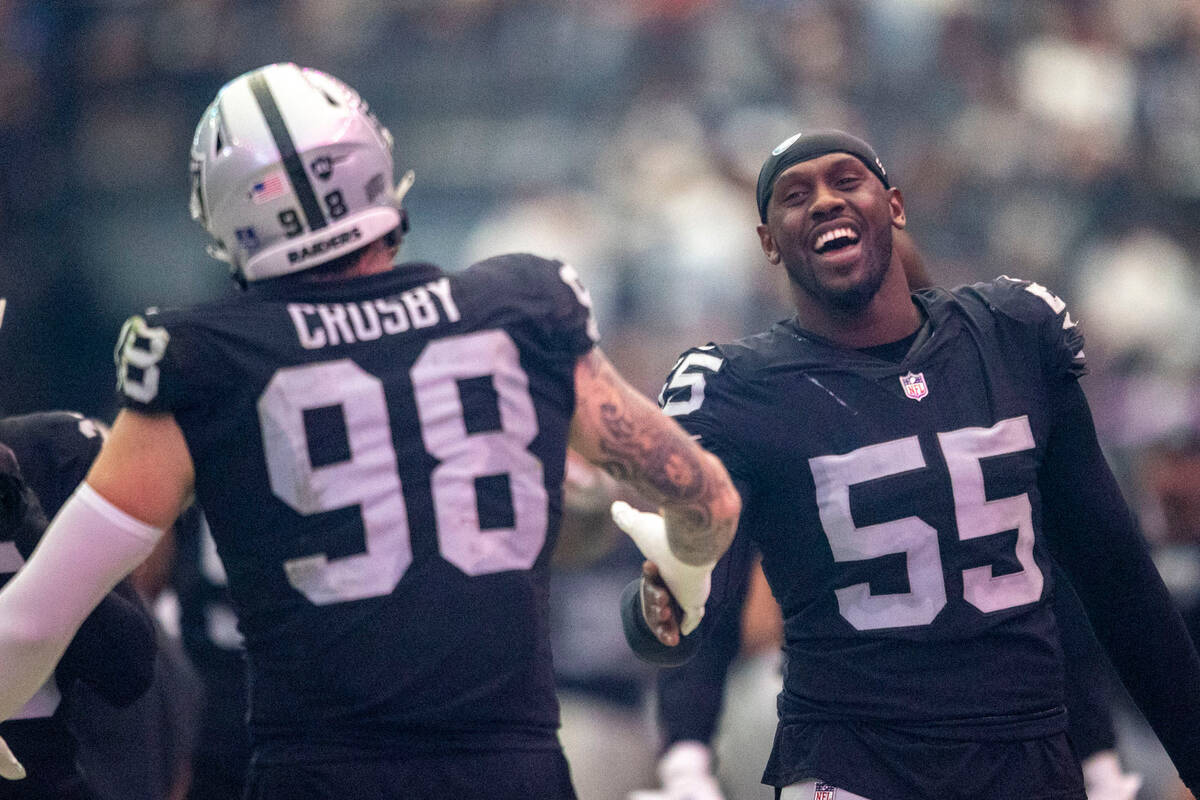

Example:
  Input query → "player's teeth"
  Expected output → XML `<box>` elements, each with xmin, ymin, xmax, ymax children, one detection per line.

<box><xmin>816</xmin><ymin>227</ymin><xmax>857</xmax><ymax>250</ymax></box>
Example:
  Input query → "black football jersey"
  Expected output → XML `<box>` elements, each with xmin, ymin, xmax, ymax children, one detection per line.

<box><xmin>173</xmin><ymin>505</ymin><xmax>245</xmax><ymax>670</ymax></box>
<box><xmin>170</xmin><ymin>504</ymin><xmax>252</xmax><ymax>785</ymax></box>
<box><xmin>659</xmin><ymin>277</ymin><xmax>1086</xmax><ymax>743</ymax></box>
<box><xmin>0</xmin><ymin>412</ymin><xmax>105</xmax><ymax>518</ymax></box>
<box><xmin>0</xmin><ymin>415</ymin><xmax>156</xmax><ymax>798</ymax></box>
<box><xmin>0</xmin><ymin>444</ymin><xmax>84</xmax><ymax>795</ymax></box>
<box><xmin>114</xmin><ymin>256</ymin><xmax>598</xmax><ymax>756</ymax></box>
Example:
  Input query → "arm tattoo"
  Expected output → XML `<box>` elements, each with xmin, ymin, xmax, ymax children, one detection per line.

<box><xmin>577</xmin><ymin>353</ymin><xmax>722</xmax><ymax>548</ymax></box>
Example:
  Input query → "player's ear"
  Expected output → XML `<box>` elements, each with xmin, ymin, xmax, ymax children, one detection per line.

<box><xmin>757</xmin><ymin>223</ymin><xmax>782</xmax><ymax>265</ymax></box>
<box><xmin>888</xmin><ymin>187</ymin><xmax>906</xmax><ymax>230</ymax></box>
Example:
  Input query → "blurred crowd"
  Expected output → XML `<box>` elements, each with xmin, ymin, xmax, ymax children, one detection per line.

<box><xmin>1</xmin><ymin>1</ymin><xmax>1199</xmax><ymax>799</ymax></box>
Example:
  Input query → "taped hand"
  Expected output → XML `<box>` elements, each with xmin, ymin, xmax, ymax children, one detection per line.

<box><xmin>612</xmin><ymin>501</ymin><xmax>712</xmax><ymax>636</ymax></box>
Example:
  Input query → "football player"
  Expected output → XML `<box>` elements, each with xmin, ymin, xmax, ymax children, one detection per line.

<box><xmin>619</xmin><ymin>129</ymin><xmax>1200</xmax><ymax>799</ymax></box>
<box><xmin>632</xmin><ymin>235</ymin><xmax>1143</xmax><ymax>800</ymax></box>
<box><xmin>0</xmin><ymin>416</ymin><xmax>157</xmax><ymax>800</ymax></box>
<box><xmin>0</xmin><ymin>412</ymin><xmax>204</xmax><ymax>800</ymax></box>
<box><xmin>0</xmin><ymin>63</ymin><xmax>739</xmax><ymax>800</ymax></box>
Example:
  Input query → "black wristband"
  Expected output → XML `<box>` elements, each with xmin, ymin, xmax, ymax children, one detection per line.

<box><xmin>620</xmin><ymin>578</ymin><xmax>702</xmax><ymax>667</ymax></box>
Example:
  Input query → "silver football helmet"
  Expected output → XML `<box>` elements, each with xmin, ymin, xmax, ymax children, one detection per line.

<box><xmin>189</xmin><ymin>62</ymin><xmax>414</xmax><ymax>284</ymax></box>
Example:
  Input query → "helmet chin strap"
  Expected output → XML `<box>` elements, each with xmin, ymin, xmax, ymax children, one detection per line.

<box><xmin>230</xmin><ymin>263</ymin><xmax>249</xmax><ymax>290</ymax></box>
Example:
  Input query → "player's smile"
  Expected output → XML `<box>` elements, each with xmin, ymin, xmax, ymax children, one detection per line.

<box><xmin>807</xmin><ymin>219</ymin><xmax>865</xmax><ymax>271</ymax></box>
<box><xmin>792</xmin><ymin>202</ymin><xmax>879</xmax><ymax>294</ymax></box>
<box><xmin>811</xmin><ymin>223</ymin><xmax>861</xmax><ymax>254</ymax></box>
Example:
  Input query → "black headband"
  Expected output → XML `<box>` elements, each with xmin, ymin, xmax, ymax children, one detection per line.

<box><xmin>756</xmin><ymin>129</ymin><xmax>889</xmax><ymax>222</ymax></box>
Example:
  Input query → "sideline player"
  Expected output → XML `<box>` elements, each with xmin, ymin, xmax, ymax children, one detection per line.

<box><xmin>619</xmin><ymin>129</ymin><xmax>1200</xmax><ymax>799</ymax></box>
<box><xmin>0</xmin><ymin>63</ymin><xmax>739</xmax><ymax>800</ymax></box>
<box><xmin>0</xmin><ymin>412</ymin><xmax>204</xmax><ymax>800</ymax></box>
<box><xmin>0</xmin><ymin>415</ymin><xmax>156</xmax><ymax>799</ymax></box>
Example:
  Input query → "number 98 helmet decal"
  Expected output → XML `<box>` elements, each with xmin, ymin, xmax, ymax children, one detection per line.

<box><xmin>189</xmin><ymin>62</ymin><xmax>414</xmax><ymax>284</ymax></box>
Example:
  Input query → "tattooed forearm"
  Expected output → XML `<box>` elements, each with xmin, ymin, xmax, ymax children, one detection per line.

<box><xmin>578</xmin><ymin>352</ymin><xmax>705</xmax><ymax>505</ymax></box>
<box><xmin>572</xmin><ymin>349</ymin><xmax>739</xmax><ymax>564</ymax></box>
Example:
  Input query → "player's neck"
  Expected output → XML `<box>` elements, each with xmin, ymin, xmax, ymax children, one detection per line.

<box><xmin>791</xmin><ymin>262</ymin><xmax>921</xmax><ymax>349</ymax></box>
<box><xmin>301</xmin><ymin>240</ymin><xmax>400</xmax><ymax>283</ymax></box>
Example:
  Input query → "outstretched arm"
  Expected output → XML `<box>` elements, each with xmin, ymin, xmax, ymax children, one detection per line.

<box><xmin>569</xmin><ymin>347</ymin><xmax>740</xmax><ymax>567</ymax></box>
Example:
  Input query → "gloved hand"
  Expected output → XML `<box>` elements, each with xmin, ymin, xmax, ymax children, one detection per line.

<box><xmin>612</xmin><ymin>501</ymin><xmax>713</xmax><ymax>636</ymax></box>
<box><xmin>1081</xmin><ymin>750</ymin><xmax>1141</xmax><ymax>800</ymax></box>
<box><xmin>0</xmin><ymin>733</ymin><xmax>25</xmax><ymax>780</ymax></box>
<box><xmin>628</xmin><ymin>741</ymin><xmax>724</xmax><ymax>800</ymax></box>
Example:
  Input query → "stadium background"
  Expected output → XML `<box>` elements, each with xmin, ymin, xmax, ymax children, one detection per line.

<box><xmin>0</xmin><ymin>1</ymin><xmax>1198</xmax><ymax>799</ymax></box>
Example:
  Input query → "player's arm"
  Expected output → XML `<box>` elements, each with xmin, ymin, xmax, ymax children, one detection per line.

<box><xmin>569</xmin><ymin>347</ymin><xmax>740</xmax><ymax>637</ymax></box>
<box><xmin>568</xmin><ymin>347</ymin><xmax>740</xmax><ymax>566</ymax></box>
<box><xmin>626</xmin><ymin>547</ymin><xmax>759</xmax><ymax>799</ymax></box>
<box><xmin>0</xmin><ymin>459</ymin><xmax>155</xmax><ymax>706</ymax></box>
<box><xmin>0</xmin><ymin>413</ymin><xmax>160</xmax><ymax>708</ymax></box>
<box><xmin>1040</xmin><ymin>379</ymin><xmax>1200</xmax><ymax>794</ymax></box>
<box><xmin>0</xmin><ymin>409</ymin><xmax>192</xmax><ymax>745</ymax></box>
<box><xmin>84</xmin><ymin>409</ymin><xmax>194</xmax><ymax>529</ymax></box>
<box><xmin>1052</xmin><ymin>567</ymin><xmax>1143</xmax><ymax>800</ymax></box>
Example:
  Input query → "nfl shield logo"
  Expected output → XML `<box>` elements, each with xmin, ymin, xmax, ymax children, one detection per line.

<box><xmin>814</xmin><ymin>783</ymin><xmax>837</xmax><ymax>800</ymax></box>
<box><xmin>900</xmin><ymin>371</ymin><xmax>928</xmax><ymax>401</ymax></box>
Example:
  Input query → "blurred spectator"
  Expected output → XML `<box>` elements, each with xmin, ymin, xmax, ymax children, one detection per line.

<box><xmin>1143</xmin><ymin>431</ymin><xmax>1200</xmax><ymax>644</ymax></box>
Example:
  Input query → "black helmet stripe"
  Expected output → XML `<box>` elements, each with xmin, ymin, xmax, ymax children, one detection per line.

<box><xmin>247</xmin><ymin>72</ymin><xmax>328</xmax><ymax>231</ymax></box>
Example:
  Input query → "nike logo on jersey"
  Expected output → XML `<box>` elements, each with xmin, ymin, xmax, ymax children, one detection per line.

<box><xmin>287</xmin><ymin>277</ymin><xmax>462</xmax><ymax>349</ymax></box>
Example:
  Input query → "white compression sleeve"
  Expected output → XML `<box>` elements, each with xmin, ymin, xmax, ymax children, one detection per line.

<box><xmin>0</xmin><ymin>482</ymin><xmax>162</xmax><ymax>721</ymax></box>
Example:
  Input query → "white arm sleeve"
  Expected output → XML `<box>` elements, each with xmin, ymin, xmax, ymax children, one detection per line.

<box><xmin>0</xmin><ymin>482</ymin><xmax>162</xmax><ymax>721</ymax></box>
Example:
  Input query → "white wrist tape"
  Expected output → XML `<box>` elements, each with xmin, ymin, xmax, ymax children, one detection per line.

<box><xmin>0</xmin><ymin>482</ymin><xmax>162</xmax><ymax>722</ymax></box>
<box><xmin>1081</xmin><ymin>750</ymin><xmax>1142</xmax><ymax>800</ymax></box>
<box><xmin>611</xmin><ymin>501</ymin><xmax>715</xmax><ymax>636</ymax></box>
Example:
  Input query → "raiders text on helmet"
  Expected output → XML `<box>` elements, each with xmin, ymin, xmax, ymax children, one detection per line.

<box><xmin>189</xmin><ymin>62</ymin><xmax>414</xmax><ymax>284</ymax></box>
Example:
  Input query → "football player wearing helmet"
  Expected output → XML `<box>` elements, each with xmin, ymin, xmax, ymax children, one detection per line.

<box><xmin>620</xmin><ymin>129</ymin><xmax>1200</xmax><ymax>799</ymax></box>
<box><xmin>0</xmin><ymin>417</ymin><xmax>157</xmax><ymax>800</ymax></box>
<box><xmin>0</xmin><ymin>63</ymin><xmax>739</xmax><ymax>800</ymax></box>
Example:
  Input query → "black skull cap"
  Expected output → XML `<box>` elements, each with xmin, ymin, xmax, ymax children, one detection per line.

<box><xmin>756</xmin><ymin>129</ymin><xmax>889</xmax><ymax>222</ymax></box>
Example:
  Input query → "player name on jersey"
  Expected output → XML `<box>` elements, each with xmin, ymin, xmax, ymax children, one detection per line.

<box><xmin>286</xmin><ymin>277</ymin><xmax>461</xmax><ymax>349</ymax></box>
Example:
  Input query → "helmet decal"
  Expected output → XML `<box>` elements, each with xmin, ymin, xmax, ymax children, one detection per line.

<box><xmin>247</xmin><ymin>71</ymin><xmax>328</xmax><ymax>232</ymax></box>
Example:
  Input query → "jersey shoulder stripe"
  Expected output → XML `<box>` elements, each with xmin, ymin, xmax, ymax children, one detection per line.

<box><xmin>945</xmin><ymin>276</ymin><xmax>1086</xmax><ymax>379</ymax></box>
